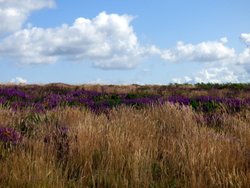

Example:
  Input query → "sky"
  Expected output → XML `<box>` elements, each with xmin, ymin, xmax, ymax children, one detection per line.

<box><xmin>0</xmin><ymin>0</ymin><xmax>250</xmax><ymax>85</ymax></box>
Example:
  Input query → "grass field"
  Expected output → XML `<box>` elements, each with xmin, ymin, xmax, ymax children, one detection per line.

<box><xmin>0</xmin><ymin>84</ymin><xmax>249</xmax><ymax>187</ymax></box>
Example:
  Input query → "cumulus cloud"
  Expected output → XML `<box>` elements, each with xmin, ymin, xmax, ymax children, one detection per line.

<box><xmin>169</xmin><ymin>34</ymin><xmax>250</xmax><ymax>84</ymax></box>
<box><xmin>161</xmin><ymin>38</ymin><xmax>235</xmax><ymax>63</ymax></box>
<box><xmin>193</xmin><ymin>67</ymin><xmax>240</xmax><ymax>83</ymax></box>
<box><xmin>171</xmin><ymin>66</ymin><xmax>250</xmax><ymax>84</ymax></box>
<box><xmin>0</xmin><ymin>12</ymin><xmax>156</xmax><ymax>69</ymax></box>
<box><xmin>240</xmin><ymin>33</ymin><xmax>250</xmax><ymax>46</ymax></box>
<box><xmin>0</xmin><ymin>2</ymin><xmax>249</xmax><ymax>78</ymax></box>
<box><xmin>10</xmin><ymin>77</ymin><xmax>27</xmax><ymax>84</ymax></box>
<box><xmin>0</xmin><ymin>0</ymin><xmax>55</xmax><ymax>34</ymax></box>
<box><xmin>172</xmin><ymin>76</ymin><xmax>192</xmax><ymax>84</ymax></box>
<box><xmin>88</xmin><ymin>78</ymin><xmax>109</xmax><ymax>85</ymax></box>
<box><xmin>237</xmin><ymin>48</ymin><xmax>250</xmax><ymax>64</ymax></box>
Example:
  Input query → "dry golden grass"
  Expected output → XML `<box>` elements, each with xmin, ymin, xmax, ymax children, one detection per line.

<box><xmin>0</xmin><ymin>103</ymin><xmax>249</xmax><ymax>187</ymax></box>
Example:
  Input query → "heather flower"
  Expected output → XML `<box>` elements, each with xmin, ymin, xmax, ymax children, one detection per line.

<box><xmin>0</xmin><ymin>85</ymin><xmax>249</xmax><ymax>113</ymax></box>
<box><xmin>0</xmin><ymin>127</ymin><xmax>22</xmax><ymax>145</ymax></box>
<box><xmin>0</xmin><ymin>97</ymin><xmax>7</xmax><ymax>105</ymax></box>
<box><xmin>168</xmin><ymin>96</ymin><xmax>190</xmax><ymax>106</ymax></box>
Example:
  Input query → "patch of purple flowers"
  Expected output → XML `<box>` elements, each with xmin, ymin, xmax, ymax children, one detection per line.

<box><xmin>0</xmin><ymin>127</ymin><xmax>22</xmax><ymax>145</ymax></box>
<box><xmin>0</xmin><ymin>86</ymin><xmax>249</xmax><ymax>114</ymax></box>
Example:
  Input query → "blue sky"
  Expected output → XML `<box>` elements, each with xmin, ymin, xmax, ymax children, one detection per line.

<box><xmin>0</xmin><ymin>0</ymin><xmax>250</xmax><ymax>84</ymax></box>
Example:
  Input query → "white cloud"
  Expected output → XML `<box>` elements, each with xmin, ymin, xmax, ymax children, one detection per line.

<box><xmin>0</xmin><ymin>4</ymin><xmax>249</xmax><ymax>80</ymax></box>
<box><xmin>161</xmin><ymin>38</ymin><xmax>235</xmax><ymax>63</ymax></box>
<box><xmin>172</xmin><ymin>76</ymin><xmax>192</xmax><ymax>84</ymax></box>
<box><xmin>220</xmin><ymin>37</ymin><xmax>228</xmax><ymax>44</ymax></box>
<box><xmin>169</xmin><ymin>34</ymin><xmax>250</xmax><ymax>84</ymax></box>
<box><xmin>237</xmin><ymin>48</ymin><xmax>250</xmax><ymax>64</ymax></box>
<box><xmin>0</xmin><ymin>12</ymin><xmax>155</xmax><ymax>69</ymax></box>
<box><xmin>240</xmin><ymin>33</ymin><xmax>250</xmax><ymax>46</ymax></box>
<box><xmin>193</xmin><ymin>67</ymin><xmax>239</xmax><ymax>83</ymax></box>
<box><xmin>88</xmin><ymin>78</ymin><xmax>109</xmax><ymax>84</ymax></box>
<box><xmin>236</xmin><ymin>33</ymin><xmax>250</xmax><ymax>73</ymax></box>
<box><xmin>171</xmin><ymin>67</ymin><xmax>248</xmax><ymax>84</ymax></box>
<box><xmin>10</xmin><ymin>77</ymin><xmax>27</xmax><ymax>84</ymax></box>
<box><xmin>0</xmin><ymin>0</ymin><xmax>55</xmax><ymax>35</ymax></box>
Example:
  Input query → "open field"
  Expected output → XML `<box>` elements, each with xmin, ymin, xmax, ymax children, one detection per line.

<box><xmin>0</xmin><ymin>84</ymin><xmax>250</xmax><ymax>187</ymax></box>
